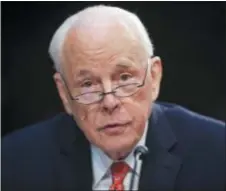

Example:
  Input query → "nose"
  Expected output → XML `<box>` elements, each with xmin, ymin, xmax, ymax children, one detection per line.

<box><xmin>101</xmin><ymin>92</ymin><xmax>120</xmax><ymax>113</ymax></box>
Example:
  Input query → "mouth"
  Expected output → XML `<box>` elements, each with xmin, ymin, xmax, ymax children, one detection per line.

<box><xmin>99</xmin><ymin>122</ymin><xmax>131</xmax><ymax>135</ymax></box>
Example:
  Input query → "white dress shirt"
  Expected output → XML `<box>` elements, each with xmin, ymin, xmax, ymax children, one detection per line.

<box><xmin>91</xmin><ymin>121</ymin><xmax>149</xmax><ymax>190</ymax></box>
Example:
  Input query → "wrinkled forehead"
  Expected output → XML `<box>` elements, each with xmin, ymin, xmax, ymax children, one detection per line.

<box><xmin>61</xmin><ymin>22</ymin><xmax>147</xmax><ymax>75</ymax></box>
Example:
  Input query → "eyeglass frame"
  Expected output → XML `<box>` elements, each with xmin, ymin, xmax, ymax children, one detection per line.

<box><xmin>60</xmin><ymin>57</ymin><xmax>153</xmax><ymax>105</ymax></box>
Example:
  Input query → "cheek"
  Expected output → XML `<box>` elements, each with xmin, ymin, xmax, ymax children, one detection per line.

<box><xmin>71</xmin><ymin>107</ymin><xmax>98</xmax><ymax>144</ymax></box>
<box><xmin>71</xmin><ymin>104</ymin><xmax>96</xmax><ymax>134</ymax></box>
<box><xmin>127</xmin><ymin>89</ymin><xmax>152</xmax><ymax>121</ymax></box>
<box><xmin>132</xmin><ymin>87</ymin><xmax>152</xmax><ymax>108</ymax></box>
<box><xmin>122</xmin><ymin>96</ymin><xmax>151</xmax><ymax>126</ymax></box>
<box><xmin>72</xmin><ymin>103</ymin><xmax>93</xmax><ymax>119</ymax></box>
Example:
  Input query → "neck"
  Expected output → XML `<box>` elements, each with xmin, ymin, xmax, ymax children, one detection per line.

<box><xmin>106</xmin><ymin>150</ymin><xmax>131</xmax><ymax>161</ymax></box>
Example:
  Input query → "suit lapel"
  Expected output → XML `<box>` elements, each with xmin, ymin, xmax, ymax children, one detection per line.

<box><xmin>139</xmin><ymin>104</ymin><xmax>182</xmax><ymax>191</ymax></box>
<box><xmin>55</xmin><ymin>114</ymin><xmax>93</xmax><ymax>191</ymax></box>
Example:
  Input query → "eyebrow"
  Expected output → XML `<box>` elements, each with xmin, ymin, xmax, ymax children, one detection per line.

<box><xmin>74</xmin><ymin>62</ymin><xmax>138</xmax><ymax>78</ymax></box>
<box><xmin>115</xmin><ymin>62</ymin><xmax>140</xmax><ymax>70</ymax></box>
<box><xmin>115</xmin><ymin>63</ymin><xmax>131</xmax><ymax>69</ymax></box>
<box><xmin>74</xmin><ymin>69</ymin><xmax>92</xmax><ymax>78</ymax></box>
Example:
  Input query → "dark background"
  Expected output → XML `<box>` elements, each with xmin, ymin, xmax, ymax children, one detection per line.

<box><xmin>2</xmin><ymin>2</ymin><xmax>226</xmax><ymax>136</ymax></box>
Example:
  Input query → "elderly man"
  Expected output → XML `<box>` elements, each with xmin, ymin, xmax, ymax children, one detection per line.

<box><xmin>2</xmin><ymin>5</ymin><xmax>225</xmax><ymax>191</ymax></box>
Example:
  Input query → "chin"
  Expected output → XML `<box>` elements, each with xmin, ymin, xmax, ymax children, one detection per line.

<box><xmin>99</xmin><ymin>134</ymin><xmax>139</xmax><ymax>159</ymax></box>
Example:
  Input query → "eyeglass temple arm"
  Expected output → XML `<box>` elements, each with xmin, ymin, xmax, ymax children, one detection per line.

<box><xmin>137</xmin><ymin>56</ymin><xmax>153</xmax><ymax>87</ymax></box>
<box><xmin>60</xmin><ymin>74</ymin><xmax>77</xmax><ymax>100</ymax></box>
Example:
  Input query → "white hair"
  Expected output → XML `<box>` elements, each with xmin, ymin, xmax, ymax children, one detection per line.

<box><xmin>48</xmin><ymin>5</ymin><xmax>154</xmax><ymax>72</ymax></box>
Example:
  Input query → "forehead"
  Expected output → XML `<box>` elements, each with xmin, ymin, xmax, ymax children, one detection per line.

<box><xmin>61</xmin><ymin>23</ymin><xmax>146</xmax><ymax>74</ymax></box>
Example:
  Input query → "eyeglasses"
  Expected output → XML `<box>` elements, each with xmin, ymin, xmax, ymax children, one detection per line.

<box><xmin>62</xmin><ymin>60</ymin><xmax>150</xmax><ymax>105</ymax></box>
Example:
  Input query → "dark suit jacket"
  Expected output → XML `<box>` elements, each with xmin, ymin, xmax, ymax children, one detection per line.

<box><xmin>2</xmin><ymin>102</ymin><xmax>225</xmax><ymax>191</ymax></box>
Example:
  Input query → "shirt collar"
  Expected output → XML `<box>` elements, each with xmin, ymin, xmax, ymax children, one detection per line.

<box><xmin>91</xmin><ymin>121</ymin><xmax>149</xmax><ymax>187</ymax></box>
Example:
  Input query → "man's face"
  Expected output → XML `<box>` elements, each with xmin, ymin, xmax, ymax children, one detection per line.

<box><xmin>54</xmin><ymin>23</ymin><xmax>162</xmax><ymax>159</ymax></box>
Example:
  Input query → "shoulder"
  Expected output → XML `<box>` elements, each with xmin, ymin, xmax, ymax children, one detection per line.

<box><xmin>1</xmin><ymin>113</ymin><xmax>73</xmax><ymax>189</ymax></box>
<box><xmin>156</xmin><ymin>102</ymin><xmax>225</xmax><ymax>148</ymax></box>
<box><xmin>2</xmin><ymin>113</ymin><xmax>71</xmax><ymax>153</ymax></box>
<box><xmin>157</xmin><ymin>101</ymin><xmax>224</xmax><ymax>129</ymax></box>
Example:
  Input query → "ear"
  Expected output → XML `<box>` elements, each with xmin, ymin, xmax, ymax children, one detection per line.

<box><xmin>149</xmin><ymin>56</ymin><xmax>163</xmax><ymax>101</ymax></box>
<box><xmin>53</xmin><ymin>72</ymin><xmax>73</xmax><ymax>115</ymax></box>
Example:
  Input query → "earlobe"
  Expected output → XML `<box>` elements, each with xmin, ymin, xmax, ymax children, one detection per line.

<box><xmin>53</xmin><ymin>73</ymin><xmax>73</xmax><ymax>115</ymax></box>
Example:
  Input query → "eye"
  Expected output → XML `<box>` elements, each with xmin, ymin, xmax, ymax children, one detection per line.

<box><xmin>120</xmin><ymin>73</ymin><xmax>133</xmax><ymax>81</ymax></box>
<box><xmin>81</xmin><ymin>80</ymin><xmax>93</xmax><ymax>87</ymax></box>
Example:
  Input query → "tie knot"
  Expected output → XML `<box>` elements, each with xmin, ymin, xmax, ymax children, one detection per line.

<box><xmin>111</xmin><ymin>161</ymin><xmax>130</xmax><ymax>184</ymax></box>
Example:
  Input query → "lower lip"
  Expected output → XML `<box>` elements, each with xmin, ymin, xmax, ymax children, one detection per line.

<box><xmin>102</xmin><ymin>123</ymin><xmax>129</xmax><ymax>135</ymax></box>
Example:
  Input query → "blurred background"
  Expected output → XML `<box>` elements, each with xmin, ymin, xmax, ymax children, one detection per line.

<box><xmin>2</xmin><ymin>2</ymin><xmax>226</xmax><ymax>136</ymax></box>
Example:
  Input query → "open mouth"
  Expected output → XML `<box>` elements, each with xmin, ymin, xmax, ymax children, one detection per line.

<box><xmin>104</xmin><ymin>122</ymin><xmax>130</xmax><ymax>128</ymax></box>
<box><xmin>105</xmin><ymin>124</ymin><xmax>123</xmax><ymax>128</ymax></box>
<box><xmin>100</xmin><ymin>122</ymin><xmax>131</xmax><ymax>135</ymax></box>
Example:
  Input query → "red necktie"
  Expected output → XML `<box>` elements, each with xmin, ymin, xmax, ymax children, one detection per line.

<box><xmin>109</xmin><ymin>161</ymin><xmax>130</xmax><ymax>191</ymax></box>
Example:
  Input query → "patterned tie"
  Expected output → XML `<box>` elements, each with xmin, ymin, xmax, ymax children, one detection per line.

<box><xmin>109</xmin><ymin>161</ymin><xmax>130</xmax><ymax>191</ymax></box>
